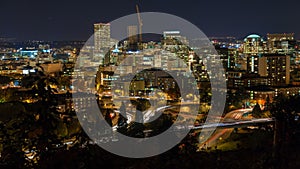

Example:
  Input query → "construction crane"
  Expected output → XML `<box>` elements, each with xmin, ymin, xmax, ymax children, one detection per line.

<box><xmin>136</xmin><ymin>4</ymin><xmax>143</xmax><ymax>44</ymax></box>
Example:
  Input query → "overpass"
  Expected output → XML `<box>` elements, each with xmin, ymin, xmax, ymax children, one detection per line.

<box><xmin>82</xmin><ymin>108</ymin><xmax>275</xmax><ymax>146</ymax></box>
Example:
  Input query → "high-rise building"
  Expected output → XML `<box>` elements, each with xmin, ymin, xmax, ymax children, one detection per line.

<box><xmin>127</xmin><ymin>25</ymin><xmax>138</xmax><ymax>45</ymax></box>
<box><xmin>162</xmin><ymin>31</ymin><xmax>189</xmax><ymax>45</ymax></box>
<box><xmin>127</xmin><ymin>25</ymin><xmax>138</xmax><ymax>50</ymax></box>
<box><xmin>246</xmin><ymin>54</ymin><xmax>290</xmax><ymax>86</ymax></box>
<box><xmin>260</xmin><ymin>54</ymin><xmax>290</xmax><ymax>86</ymax></box>
<box><xmin>267</xmin><ymin>33</ymin><xmax>296</xmax><ymax>54</ymax></box>
<box><xmin>243</xmin><ymin>34</ymin><xmax>266</xmax><ymax>55</ymax></box>
<box><xmin>94</xmin><ymin>23</ymin><xmax>111</xmax><ymax>51</ymax></box>
<box><xmin>246</xmin><ymin>55</ymin><xmax>260</xmax><ymax>74</ymax></box>
<box><xmin>216</xmin><ymin>46</ymin><xmax>239</xmax><ymax>70</ymax></box>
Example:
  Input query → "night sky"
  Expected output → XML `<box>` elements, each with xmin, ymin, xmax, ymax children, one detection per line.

<box><xmin>0</xmin><ymin>0</ymin><xmax>299</xmax><ymax>41</ymax></box>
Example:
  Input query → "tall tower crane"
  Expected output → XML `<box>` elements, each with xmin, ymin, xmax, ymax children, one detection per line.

<box><xmin>136</xmin><ymin>4</ymin><xmax>143</xmax><ymax>44</ymax></box>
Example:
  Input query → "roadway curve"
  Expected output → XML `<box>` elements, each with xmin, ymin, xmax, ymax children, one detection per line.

<box><xmin>198</xmin><ymin>108</ymin><xmax>253</xmax><ymax>150</ymax></box>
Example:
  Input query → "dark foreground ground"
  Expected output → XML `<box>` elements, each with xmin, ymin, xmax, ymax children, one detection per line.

<box><xmin>5</xmin><ymin>129</ymin><xmax>299</xmax><ymax>169</ymax></box>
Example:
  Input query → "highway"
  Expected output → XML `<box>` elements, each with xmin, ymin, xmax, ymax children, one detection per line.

<box><xmin>223</xmin><ymin>108</ymin><xmax>253</xmax><ymax>121</ymax></box>
<box><xmin>86</xmin><ymin>106</ymin><xmax>274</xmax><ymax>149</ymax></box>
<box><xmin>197</xmin><ymin>108</ymin><xmax>274</xmax><ymax>150</ymax></box>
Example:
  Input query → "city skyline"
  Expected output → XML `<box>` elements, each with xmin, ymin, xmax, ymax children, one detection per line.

<box><xmin>0</xmin><ymin>0</ymin><xmax>299</xmax><ymax>41</ymax></box>
<box><xmin>2</xmin><ymin>2</ymin><xmax>300</xmax><ymax>168</ymax></box>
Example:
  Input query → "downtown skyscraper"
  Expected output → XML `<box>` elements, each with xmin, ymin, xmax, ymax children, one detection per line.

<box><xmin>94</xmin><ymin>23</ymin><xmax>111</xmax><ymax>51</ymax></box>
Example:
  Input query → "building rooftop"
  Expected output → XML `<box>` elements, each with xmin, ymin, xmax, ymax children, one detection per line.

<box><xmin>244</xmin><ymin>34</ymin><xmax>263</xmax><ymax>41</ymax></box>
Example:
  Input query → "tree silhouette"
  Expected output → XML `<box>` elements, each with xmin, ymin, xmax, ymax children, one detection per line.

<box><xmin>117</xmin><ymin>102</ymin><xmax>128</xmax><ymax>134</ymax></box>
<box><xmin>0</xmin><ymin>70</ymin><xmax>80</xmax><ymax>168</ymax></box>
<box><xmin>252</xmin><ymin>103</ymin><xmax>262</xmax><ymax>118</ymax></box>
